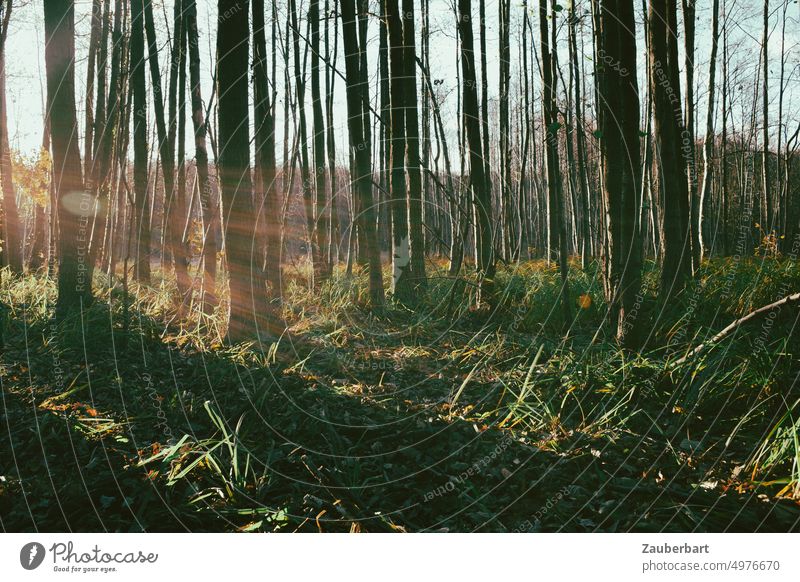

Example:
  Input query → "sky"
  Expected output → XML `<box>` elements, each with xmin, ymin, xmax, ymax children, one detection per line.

<box><xmin>3</xmin><ymin>0</ymin><xmax>800</xmax><ymax>164</ymax></box>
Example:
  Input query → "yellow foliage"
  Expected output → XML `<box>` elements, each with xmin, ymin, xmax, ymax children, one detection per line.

<box><xmin>11</xmin><ymin>148</ymin><xmax>51</xmax><ymax>208</ymax></box>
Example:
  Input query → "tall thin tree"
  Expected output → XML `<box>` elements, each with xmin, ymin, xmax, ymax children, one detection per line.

<box><xmin>340</xmin><ymin>0</ymin><xmax>384</xmax><ymax>306</ymax></box>
<box><xmin>597</xmin><ymin>0</ymin><xmax>643</xmax><ymax>345</ymax></box>
<box><xmin>44</xmin><ymin>0</ymin><xmax>88</xmax><ymax>314</ymax></box>
<box><xmin>457</xmin><ymin>0</ymin><xmax>494</xmax><ymax>303</ymax></box>
<box><xmin>218</xmin><ymin>0</ymin><xmax>267</xmax><ymax>340</ymax></box>
<box><xmin>649</xmin><ymin>0</ymin><xmax>692</xmax><ymax>296</ymax></box>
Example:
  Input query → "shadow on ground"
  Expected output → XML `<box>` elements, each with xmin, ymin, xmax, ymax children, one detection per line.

<box><xmin>1</xmin><ymin>295</ymin><xmax>799</xmax><ymax>532</ymax></box>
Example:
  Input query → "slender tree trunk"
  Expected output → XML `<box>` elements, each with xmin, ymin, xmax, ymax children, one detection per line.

<box><xmin>310</xmin><ymin>0</ymin><xmax>330</xmax><ymax>285</ymax></box>
<box><xmin>0</xmin><ymin>51</ymin><xmax>21</xmax><ymax>273</ymax></box>
<box><xmin>218</xmin><ymin>0</ymin><xmax>266</xmax><ymax>341</ymax></box>
<box><xmin>540</xmin><ymin>0</ymin><xmax>570</xmax><ymax>319</ymax></box>
<box><xmin>698</xmin><ymin>0</ymin><xmax>720</xmax><ymax>263</ymax></box>
<box><xmin>649</xmin><ymin>0</ymin><xmax>692</xmax><ymax>297</ymax></box>
<box><xmin>385</xmin><ymin>0</ymin><xmax>412</xmax><ymax>301</ymax></box>
<box><xmin>761</xmin><ymin>0</ymin><xmax>771</xmax><ymax>234</ymax></box>
<box><xmin>458</xmin><ymin>0</ymin><xmax>494</xmax><ymax>303</ymax></box>
<box><xmin>289</xmin><ymin>0</ymin><xmax>317</xmax><ymax>286</ymax></box>
<box><xmin>144</xmin><ymin>0</ymin><xmax>189</xmax><ymax>297</ymax></box>
<box><xmin>402</xmin><ymin>0</ymin><xmax>427</xmax><ymax>293</ymax></box>
<box><xmin>84</xmin><ymin>0</ymin><xmax>101</xmax><ymax>183</ymax></box>
<box><xmin>477</xmin><ymin>0</ymin><xmax>491</xmax><ymax>223</ymax></box>
<box><xmin>498</xmin><ymin>0</ymin><xmax>512</xmax><ymax>262</ymax></box>
<box><xmin>516</xmin><ymin>2</ymin><xmax>532</xmax><ymax>261</ymax></box>
<box><xmin>131</xmin><ymin>0</ymin><xmax>150</xmax><ymax>284</ymax></box>
<box><xmin>44</xmin><ymin>0</ymin><xmax>88</xmax><ymax>315</ymax></box>
<box><xmin>720</xmin><ymin>3</ymin><xmax>729</xmax><ymax>255</ymax></box>
<box><xmin>0</xmin><ymin>1</ymin><xmax>20</xmax><ymax>273</ymax></box>
<box><xmin>682</xmin><ymin>0</ymin><xmax>700</xmax><ymax>272</ymax></box>
<box><xmin>340</xmin><ymin>0</ymin><xmax>384</xmax><ymax>306</ymax></box>
<box><xmin>87</xmin><ymin>0</ymin><xmax>116</xmax><ymax>275</ymax></box>
<box><xmin>569</xmin><ymin>1</ymin><xmax>591</xmax><ymax>270</ymax></box>
<box><xmin>325</xmin><ymin>0</ymin><xmax>340</xmax><ymax>266</ymax></box>
<box><xmin>186</xmin><ymin>0</ymin><xmax>217</xmax><ymax>309</ymax></box>
<box><xmin>253</xmin><ymin>0</ymin><xmax>282</xmax><ymax>315</ymax></box>
<box><xmin>597</xmin><ymin>0</ymin><xmax>643</xmax><ymax>345</ymax></box>
<box><xmin>177</xmin><ymin>10</ymin><xmax>188</xmax><ymax>294</ymax></box>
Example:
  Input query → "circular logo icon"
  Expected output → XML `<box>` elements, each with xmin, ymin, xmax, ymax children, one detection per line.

<box><xmin>20</xmin><ymin>542</ymin><xmax>46</xmax><ymax>570</ymax></box>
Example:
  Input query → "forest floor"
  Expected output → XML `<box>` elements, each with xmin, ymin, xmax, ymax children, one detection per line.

<box><xmin>2</xmin><ymin>257</ymin><xmax>800</xmax><ymax>532</ymax></box>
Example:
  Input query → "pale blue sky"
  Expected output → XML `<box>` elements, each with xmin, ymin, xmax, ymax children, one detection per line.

<box><xmin>3</xmin><ymin>0</ymin><xmax>799</xmax><ymax>165</ymax></box>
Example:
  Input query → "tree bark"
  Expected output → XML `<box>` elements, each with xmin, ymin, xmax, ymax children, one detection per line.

<box><xmin>84</xmin><ymin>0</ymin><xmax>102</xmax><ymax>184</ymax></box>
<box><xmin>698</xmin><ymin>0</ymin><xmax>720</xmax><ymax>263</ymax></box>
<box><xmin>288</xmin><ymin>0</ymin><xmax>317</xmax><ymax>286</ymax></box>
<box><xmin>252</xmin><ymin>0</ymin><xmax>283</xmax><ymax>319</ymax></box>
<box><xmin>309</xmin><ymin>0</ymin><xmax>330</xmax><ymax>285</ymax></box>
<box><xmin>649</xmin><ymin>0</ymin><xmax>692</xmax><ymax>297</ymax></box>
<box><xmin>597</xmin><ymin>0</ymin><xmax>643</xmax><ymax>345</ymax></box>
<box><xmin>498</xmin><ymin>0</ymin><xmax>512</xmax><ymax>262</ymax></box>
<box><xmin>761</xmin><ymin>0</ymin><xmax>772</xmax><ymax>234</ymax></box>
<box><xmin>340</xmin><ymin>0</ymin><xmax>384</xmax><ymax>306</ymax></box>
<box><xmin>186</xmin><ymin>0</ymin><xmax>217</xmax><ymax>310</ymax></box>
<box><xmin>682</xmin><ymin>0</ymin><xmax>700</xmax><ymax>272</ymax></box>
<box><xmin>325</xmin><ymin>0</ymin><xmax>341</xmax><ymax>266</ymax></box>
<box><xmin>402</xmin><ymin>0</ymin><xmax>427</xmax><ymax>292</ymax></box>
<box><xmin>144</xmin><ymin>0</ymin><xmax>189</xmax><ymax>297</ymax></box>
<box><xmin>131</xmin><ymin>0</ymin><xmax>150</xmax><ymax>284</ymax></box>
<box><xmin>44</xmin><ymin>0</ymin><xmax>89</xmax><ymax>315</ymax></box>
<box><xmin>385</xmin><ymin>0</ymin><xmax>412</xmax><ymax>301</ymax></box>
<box><xmin>217</xmin><ymin>0</ymin><xmax>266</xmax><ymax>340</ymax></box>
<box><xmin>540</xmin><ymin>0</ymin><xmax>570</xmax><ymax>319</ymax></box>
<box><xmin>0</xmin><ymin>50</ymin><xmax>22</xmax><ymax>273</ymax></box>
<box><xmin>458</xmin><ymin>0</ymin><xmax>494</xmax><ymax>303</ymax></box>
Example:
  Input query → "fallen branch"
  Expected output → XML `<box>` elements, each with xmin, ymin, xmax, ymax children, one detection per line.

<box><xmin>671</xmin><ymin>292</ymin><xmax>800</xmax><ymax>368</ymax></box>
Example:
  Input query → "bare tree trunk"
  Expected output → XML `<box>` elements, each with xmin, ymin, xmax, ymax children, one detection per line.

<box><xmin>458</xmin><ymin>0</ymin><xmax>494</xmax><ymax>303</ymax></box>
<box><xmin>698</xmin><ymin>0</ymin><xmax>720</xmax><ymax>263</ymax></box>
<box><xmin>0</xmin><ymin>1</ymin><xmax>20</xmax><ymax>273</ymax></box>
<box><xmin>477</xmin><ymin>0</ymin><xmax>491</xmax><ymax>226</ymax></box>
<box><xmin>218</xmin><ymin>0</ymin><xmax>266</xmax><ymax>341</ymax></box>
<box><xmin>418</xmin><ymin>56</ymin><xmax>458</xmax><ymax>272</ymax></box>
<box><xmin>340</xmin><ymin>0</ymin><xmax>384</xmax><ymax>306</ymax></box>
<box><xmin>385</xmin><ymin>0</ymin><xmax>412</xmax><ymax>301</ymax></box>
<box><xmin>253</xmin><ymin>0</ymin><xmax>282</xmax><ymax>314</ymax></box>
<box><xmin>107</xmin><ymin>3</ymin><xmax>131</xmax><ymax>279</ymax></box>
<box><xmin>44</xmin><ymin>0</ymin><xmax>88</xmax><ymax>315</ymax></box>
<box><xmin>176</xmin><ymin>6</ymin><xmax>188</xmax><ymax>293</ymax></box>
<box><xmin>761</xmin><ymin>0</ymin><xmax>771</xmax><ymax>234</ymax></box>
<box><xmin>186</xmin><ymin>0</ymin><xmax>217</xmax><ymax>310</ymax></box>
<box><xmin>0</xmin><ymin>52</ymin><xmax>21</xmax><ymax>273</ymax></box>
<box><xmin>87</xmin><ymin>0</ymin><xmax>116</xmax><ymax>275</ymax></box>
<box><xmin>289</xmin><ymin>0</ymin><xmax>317</xmax><ymax>286</ymax></box>
<box><xmin>597</xmin><ymin>0</ymin><xmax>643</xmax><ymax>345</ymax></box>
<box><xmin>540</xmin><ymin>0</ymin><xmax>570</xmax><ymax>320</ymax></box>
<box><xmin>131</xmin><ymin>0</ymin><xmax>150</xmax><ymax>284</ymax></box>
<box><xmin>649</xmin><ymin>0</ymin><xmax>692</xmax><ymax>297</ymax></box>
<box><xmin>84</xmin><ymin>0</ymin><xmax>101</xmax><ymax>183</ymax></box>
<box><xmin>498</xmin><ymin>0</ymin><xmax>512</xmax><ymax>262</ymax></box>
<box><xmin>325</xmin><ymin>0</ymin><xmax>340</xmax><ymax>266</ymax></box>
<box><xmin>682</xmin><ymin>0</ymin><xmax>700</xmax><ymax>272</ymax></box>
<box><xmin>310</xmin><ymin>0</ymin><xmax>330</xmax><ymax>285</ymax></box>
<box><xmin>569</xmin><ymin>1</ymin><xmax>590</xmax><ymax>270</ymax></box>
<box><xmin>143</xmin><ymin>0</ymin><xmax>189</xmax><ymax>297</ymax></box>
<box><xmin>402</xmin><ymin>0</ymin><xmax>427</xmax><ymax>293</ymax></box>
<box><xmin>720</xmin><ymin>4</ymin><xmax>729</xmax><ymax>255</ymax></box>
<box><xmin>515</xmin><ymin>3</ymin><xmax>532</xmax><ymax>261</ymax></box>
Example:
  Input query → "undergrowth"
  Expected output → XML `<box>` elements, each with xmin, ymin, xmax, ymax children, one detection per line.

<box><xmin>1</xmin><ymin>257</ymin><xmax>799</xmax><ymax>532</ymax></box>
